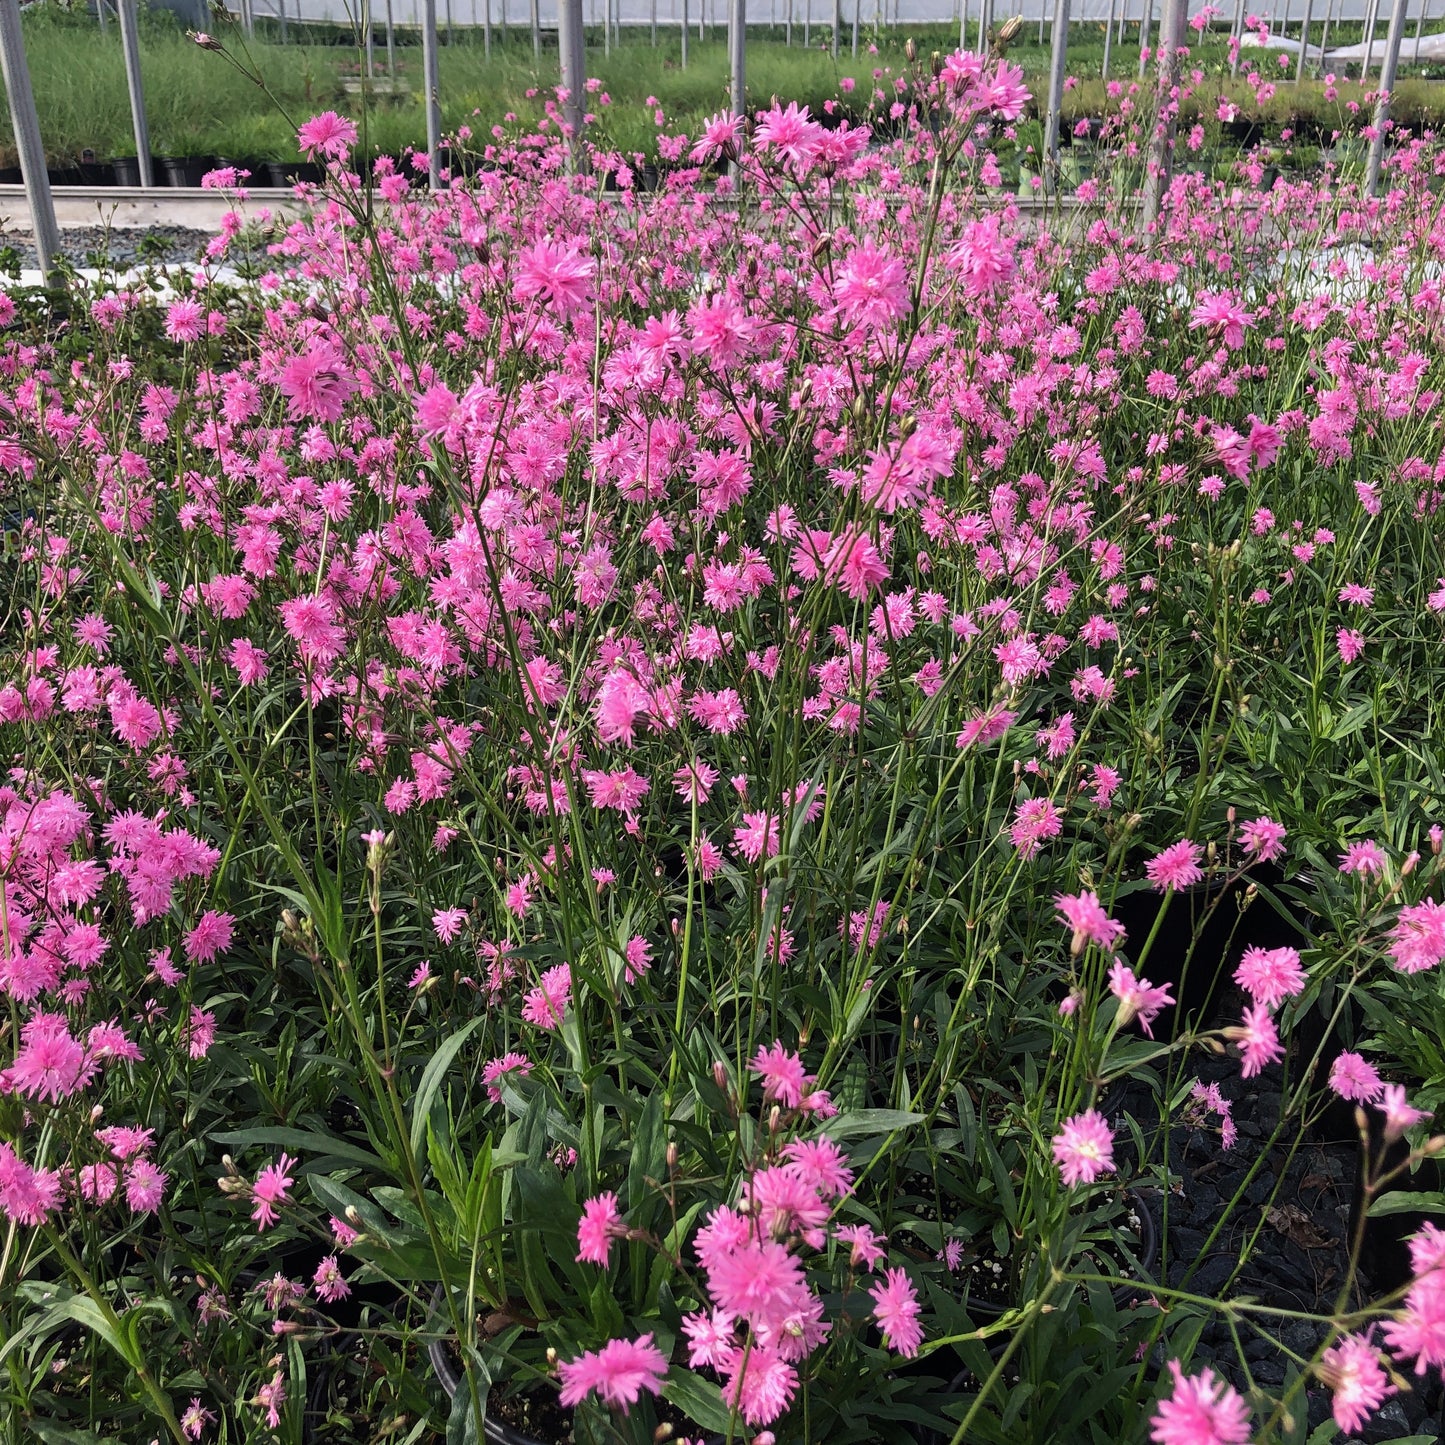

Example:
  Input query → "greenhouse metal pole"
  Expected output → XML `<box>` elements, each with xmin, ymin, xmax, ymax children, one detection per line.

<box><xmin>1141</xmin><ymin>0</ymin><xmax>1185</xmax><ymax>234</ymax></box>
<box><xmin>1413</xmin><ymin>0</ymin><xmax>1426</xmax><ymax>61</ymax></box>
<box><xmin>1037</xmin><ymin>0</ymin><xmax>1043</xmax><ymax>46</ymax></box>
<box><xmin>422</xmin><ymin>0</ymin><xmax>441</xmax><ymax>189</ymax></box>
<box><xmin>1229</xmin><ymin>0</ymin><xmax>1243</xmax><ymax>72</ymax></box>
<box><xmin>1102</xmin><ymin>0</ymin><xmax>1114</xmax><ymax>79</ymax></box>
<box><xmin>851</xmin><ymin>0</ymin><xmax>858</xmax><ymax>54</ymax></box>
<box><xmin>1137</xmin><ymin>0</ymin><xmax>1151</xmax><ymax>75</ymax></box>
<box><xmin>832</xmin><ymin>0</ymin><xmax>839</xmax><ymax>55</ymax></box>
<box><xmin>1318</xmin><ymin>0</ymin><xmax>1337</xmax><ymax>59</ymax></box>
<box><xmin>558</xmin><ymin>0</ymin><xmax>585</xmax><ymax>162</ymax></box>
<box><xmin>484</xmin><ymin>0</ymin><xmax>491</xmax><ymax>56</ymax></box>
<box><xmin>97</xmin><ymin>0</ymin><xmax>106</xmax><ymax>33</ymax></box>
<box><xmin>729</xmin><ymin>0</ymin><xmax>744</xmax><ymax>120</ymax></box>
<box><xmin>681</xmin><ymin>0</ymin><xmax>689</xmax><ymax>63</ymax></box>
<box><xmin>650</xmin><ymin>0</ymin><xmax>656</xmax><ymax>44</ymax></box>
<box><xmin>1365</xmin><ymin>0</ymin><xmax>1407</xmax><ymax>194</ymax></box>
<box><xmin>117</xmin><ymin>0</ymin><xmax>154</xmax><ymax>187</ymax></box>
<box><xmin>385</xmin><ymin>0</ymin><xmax>395</xmax><ymax>78</ymax></box>
<box><xmin>1295</xmin><ymin>0</ymin><xmax>1312</xmax><ymax>79</ymax></box>
<box><xmin>277</xmin><ymin>0</ymin><xmax>287</xmax><ymax>45</ymax></box>
<box><xmin>958</xmin><ymin>0</ymin><xmax>966</xmax><ymax>48</ymax></box>
<box><xmin>363</xmin><ymin>0</ymin><xmax>374</xmax><ymax>79</ymax></box>
<box><xmin>240</xmin><ymin>0</ymin><xmax>254</xmax><ymax>38</ymax></box>
<box><xmin>1042</xmin><ymin>0</ymin><xmax>1069</xmax><ymax>194</ymax></box>
<box><xmin>531</xmin><ymin>0</ymin><xmax>539</xmax><ymax>55</ymax></box>
<box><xmin>0</xmin><ymin>0</ymin><xmax>60</xmax><ymax>281</ymax></box>
<box><xmin>1361</xmin><ymin>0</ymin><xmax>1379</xmax><ymax>74</ymax></box>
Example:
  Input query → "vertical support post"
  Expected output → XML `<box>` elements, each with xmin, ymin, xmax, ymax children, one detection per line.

<box><xmin>0</xmin><ymin>0</ymin><xmax>60</xmax><ymax>280</ymax></box>
<box><xmin>385</xmin><ymin>0</ymin><xmax>396</xmax><ymax>75</ymax></box>
<box><xmin>422</xmin><ymin>0</ymin><xmax>441</xmax><ymax>188</ymax></box>
<box><xmin>277</xmin><ymin>0</ymin><xmax>287</xmax><ymax>45</ymax></box>
<box><xmin>958</xmin><ymin>0</ymin><xmax>966</xmax><ymax>49</ymax></box>
<box><xmin>1295</xmin><ymin>0</ymin><xmax>1312</xmax><ymax>79</ymax></box>
<box><xmin>1140</xmin><ymin>0</ymin><xmax>1185</xmax><ymax>235</ymax></box>
<box><xmin>558</xmin><ymin>0</ymin><xmax>585</xmax><ymax>165</ymax></box>
<box><xmin>1318</xmin><ymin>0</ymin><xmax>1337</xmax><ymax>58</ymax></box>
<box><xmin>531</xmin><ymin>0</ymin><xmax>539</xmax><ymax>54</ymax></box>
<box><xmin>729</xmin><ymin>0</ymin><xmax>745</xmax><ymax>120</ymax></box>
<box><xmin>832</xmin><ymin>0</ymin><xmax>840</xmax><ymax>56</ymax></box>
<box><xmin>681</xmin><ymin>0</ymin><xmax>689</xmax><ymax>64</ymax></box>
<box><xmin>447</xmin><ymin>0</ymin><xmax>453</xmax><ymax>47</ymax></box>
<box><xmin>1037</xmin><ymin>0</ymin><xmax>1044</xmax><ymax>47</ymax></box>
<box><xmin>851</xmin><ymin>0</ymin><xmax>858</xmax><ymax>55</ymax></box>
<box><xmin>1365</xmin><ymin>0</ymin><xmax>1408</xmax><ymax>194</ymax></box>
<box><xmin>1043</xmin><ymin>0</ymin><xmax>1069</xmax><ymax>193</ymax></box>
<box><xmin>117</xmin><ymin>0</ymin><xmax>153</xmax><ymax>187</ymax></box>
<box><xmin>240</xmin><ymin>0</ymin><xmax>255</xmax><ymax>38</ymax></box>
<box><xmin>97</xmin><ymin>0</ymin><xmax>107</xmax><ymax>34</ymax></box>
<box><xmin>650</xmin><ymin>0</ymin><xmax>656</xmax><ymax>44</ymax></box>
<box><xmin>1414</xmin><ymin>0</ymin><xmax>1426</xmax><ymax>61</ymax></box>
<box><xmin>1361</xmin><ymin>0</ymin><xmax>1380</xmax><ymax>74</ymax></box>
<box><xmin>1137</xmin><ymin>0</ymin><xmax>1151</xmax><ymax>76</ymax></box>
<box><xmin>484</xmin><ymin>0</ymin><xmax>491</xmax><ymax>56</ymax></box>
<box><xmin>1102</xmin><ymin>0</ymin><xmax>1115</xmax><ymax>78</ymax></box>
<box><xmin>363</xmin><ymin>0</ymin><xmax>375</xmax><ymax>78</ymax></box>
<box><xmin>786</xmin><ymin>0</ymin><xmax>792</xmax><ymax>44</ymax></box>
<box><xmin>1229</xmin><ymin>0</ymin><xmax>1243</xmax><ymax>71</ymax></box>
<box><xmin>802</xmin><ymin>0</ymin><xmax>808</xmax><ymax>48</ymax></box>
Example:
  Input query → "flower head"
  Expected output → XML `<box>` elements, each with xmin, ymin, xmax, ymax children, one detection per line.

<box><xmin>1051</xmin><ymin>1109</ymin><xmax>1115</xmax><ymax>1187</ymax></box>
<box><xmin>557</xmin><ymin>1334</ymin><xmax>668</xmax><ymax>1414</ymax></box>
<box><xmin>1150</xmin><ymin>1361</ymin><xmax>1252</xmax><ymax>1444</ymax></box>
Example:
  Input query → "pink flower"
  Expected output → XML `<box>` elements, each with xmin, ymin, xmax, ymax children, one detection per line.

<box><xmin>1233</xmin><ymin>946</ymin><xmax>1305</xmax><ymax>1011</ymax></box>
<box><xmin>522</xmin><ymin>964</ymin><xmax>571</xmax><ymax>1029</ymax></box>
<box><xmin>513</xmin><ymin>238</ymin><xmax>596</xmax><ymax>320</ymax></box>
<box><xmin>1339</xmin><ymin>839</ymin><xmax>1387</xmax><ymax>875</ymax></box>
<box><xmin>249</xmin><ymin>1153</ymin><xmax>297</xmax><ymax>1231</ymax></box>
<box><xmin>869</xmin><ymin>1268</ymin><xmax>924</xmax><ymax>1357</ymax></box>
<box><xmin>1150</xmin><ymin>1361</ymin><xmax>1252</xmax><ymax>1444</ymax></box>
<box><xmin>1320</xmin><ymin>1333</ymin><xmax>1395</xmax><ymax>1432</ymax></box>
<box><xmin>1336</xmin><ymin>627</ymin><xmax>1366</xmax><ymax>663</ymax></box>
<box><xmin>1228</xmin><ymin>1003</ymin><xmax>1283</xmax><ymax>1078</ymax></box>
<box><xmin>722</xmin><ymin>1348</ymin><xmax>799</xmax><ymax>1426</ymax></box>
<box><xmin>1051</xmin><ymin>1109</ymin><xmax>1115</xmax><ymax>1187</ymax></box>
<box><xmin>278</xmin><ymin>345</ymin><xmax>354</xmax><ymax>424</ymax></box>
<box><xmin>1389</xmin><ymin>899</ymin><xmax>1445</xmax><ymax>974</ymax></box>
<box><xmin>576</xmin><ymin>1191</ymin><xmax>626</xmax><ymax>1265</ymax></box>
<box><xmin>833</xmin><ymin>240</ymin><xmax>910</xmax><ymax>331</ymax></box>
<box><xmin>835</xmin><ymin>1223</ymin><xmax>887</xmax><ymax>1270</ymax></box>
<box><xmin>1237</xmin><ymin>815</ymin><xmax>1287</xmax><ymax>862</ymax></box>
<box><xmin>184</xmin><ymin>909</ymin><xmax>235</xmax><ymax>964</ymax></box>
<box><xmin>1055</xmin><ymin>890</ymin><xmax>1126</xmax><ymax>954</ymax></box>
<box><xmin>1329</xmin><ymin>1051</ymin><xmax>1383</xmax><ymax>1103</ymax></box>
<box><xmin>297</xmin><ymin>110</ymin><xmax>358</xmax><ymax>159</ymax></box>
<box><xmin>255</xmin><ymin>1368</ymin><xmax>286</xmax><ymax>1430</ymax></box>
<box><xmin>125</xmin><ymin>1160</ymin><xmax>167</xmax><ymax>1213</ymax></box>
<box><xmin>1009</xmin><ymin>797</ymin><xmax>1064</xmax><ymax>860</ymax></box>
<box><xmin>750</xmin><ymin>1042</ymin><xmax>811</xmax><ymax>1109</ymax></box>
<box><xmin>1379</xmin><ymin>1084</ymin><xmax>1428</xmax><ymax>1142</ymax></box>
<box><xmin>1108</xmin><ymin>963</ymin><xmax>1176</xmax><ymax>1038</ymax></box>
<box><xmin>432</xmin><ymin>907</ymin><xmax>468</xmax><ymax>944</ymax></box>
<box><xmin>180</xmin><ymin>1398</ymin><xmax>215</xmax><ymax>1441</ymax></box>
<box><xmin>313</xmin><ymin>1255</ymin><xmax>351</xmax><ymax>1304</ymax></box>
<box><xmin>1145</xmin><ymin>839</ymin><xmax>1204</xmax><ymax>891</ymax></box>
<box><xmin>557</xmin><ymin>1334</ymin><xmax>667</xmax><ymax>1414</ymax></box>
<box><xmin>482</xmin><ymin>1052</ymin><xmax>532</xmax><ymax>1103</ymax></box>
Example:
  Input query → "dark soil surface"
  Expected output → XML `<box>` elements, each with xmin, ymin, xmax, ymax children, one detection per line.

<box><xmin>0</xmin><ymin>225</ymin><xmax>264</xmax><ymax>271</ymax></box>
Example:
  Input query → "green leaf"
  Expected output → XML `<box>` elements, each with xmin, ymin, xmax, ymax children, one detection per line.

<box><xmin>411</xmin><ymin>1019</ymin><xmax>483</xmax><ymax>1160</ymax></box>
<box><xmin>661</xmin><ymin>1368</ymin><xmax>735</xmax><ymax>1434</ymax></box>
<box><xmin>822</xmin><ymin>1109</ymin><xmax>925</xmax><ymax>1140</ymax></box>
<box><xmin>211</xmin><ymin>1126</ymin><xmax>385</xmax><ymax>1172</ymax></box>
<box><xmin>1368</xmin><ymin>1191</ymin><xmax>1445</xmax><ymax>1218</ymax></box>
<box><xmin>445</xmin><ymin>1346</ymin><xmax>491</xmax><ymax>1445</ymax></box>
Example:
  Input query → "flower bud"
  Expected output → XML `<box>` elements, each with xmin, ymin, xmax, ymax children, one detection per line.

<box><xmin>905</xmin><ymin>37</ymin><xmax>918</xmax><ymax>62</ymax></box>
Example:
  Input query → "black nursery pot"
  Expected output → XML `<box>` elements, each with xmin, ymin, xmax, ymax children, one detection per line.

<box><xmin>0</xmin><ymin>166</ymin><xmax>21</xmax><ymax>184</ymax></box>
<box><xmin>1111</xmin><ymin>867</ymin><xmax>1308</xmax><ymax>1037</ymax></box>
<box><xmin>265</xmin><ymin>159</ymin><xmax>325</xmax><ymax>187</ymax></box>
<box><xmin>111</xmin><ymin>155</ymin><xmax>157</xmax><ymax>186</ymax></box>
<box><xmin>160</xmin><ymin>155</ymin><xmax>216</xmax><ymax>188</ymax></box>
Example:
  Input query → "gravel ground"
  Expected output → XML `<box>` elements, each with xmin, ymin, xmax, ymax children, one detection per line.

<box><xmin>0</xmin><ymin>225</ymin><xmax>252</xmax><ymax>272</ymax></box>
<box><xmin>1154</xmin><ymin>1037</ymin><xmax>1443</xmax><ymax>1444</ymax></box>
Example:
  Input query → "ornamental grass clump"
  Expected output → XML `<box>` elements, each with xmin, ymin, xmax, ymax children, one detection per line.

<box><xmin>0</xmin><ymin>35</ymin><xmax>1443</xmax><ymax>1445</ymax></box>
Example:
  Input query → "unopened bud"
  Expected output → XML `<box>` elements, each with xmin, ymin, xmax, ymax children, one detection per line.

<box><xmin>905</xmin><ymin>37</ymin><xmax>918</xmax><ymax>62</ymax></box>
<box><xmin>1423</xmin><ymin>1135</ymin><xmax>1445</xmax><ymax>1156</ymax></box>
<box><xmin>997</xmin><ymin>14</ymin><xmax>1024</xmax><ymax>44</ymax></box>
<box><xmin>666</xmin><ymin>1141</ymin><xmax>679</xmax><ymax>1173</ymax></box>
<box><xmin>653</xmin><ymin>1424</ymin><xmax>675</xmax><ymax>1442</ymax></box>
<box><xmin>931</xmin><ymin>50</ymin><xmax>943</xmax><ymax>77</ymax></box>
<box><xmin>713</xmin><ymin>1060</ymin><xmax>728</xmax><ymax>1093</ymax></box>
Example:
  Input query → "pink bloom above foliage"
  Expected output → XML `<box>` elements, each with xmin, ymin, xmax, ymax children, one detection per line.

<box><xmin>1146</xmin><ymin>839</ymin><xmax>1204</xmax><ymax>892</ymax></box>
<box><xmin>870</xmin><ymin>1268</ymin><xmax>924</xmax><ymax>1357</ymax></box>
<box><xmin>249</xmin><ymin>1153</ymin><xmax>297</xmax><ymax>1231</ymax></box>
<box><xmin>1328</xmin><ymin>1052</ymin><xmax>1384</xmax><ymax>1104</ymax></box>
<box><xmin>296</xmin><ymin>111</ymin><xmax>358</xmax><ymax>159</ymax></box>
<box><xmin>1051</xmin><ymin>1109</ymin><xmax>1115</xmax><ymax>1187</ymax></box>
<box><xmin>557</xmin><ymin>1334</ymin><xmax>667</xmax><ymax>1414</ymax></box>
<box><xmin>1150</xmin><ymin>1361</ymin><xmax>1252</xmax><ymax>1444</ymax></box>
<box><xmin>576</xmin><ymin>1191</ymin><xmax>625</xmax><ymax>1265</ymax></box>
